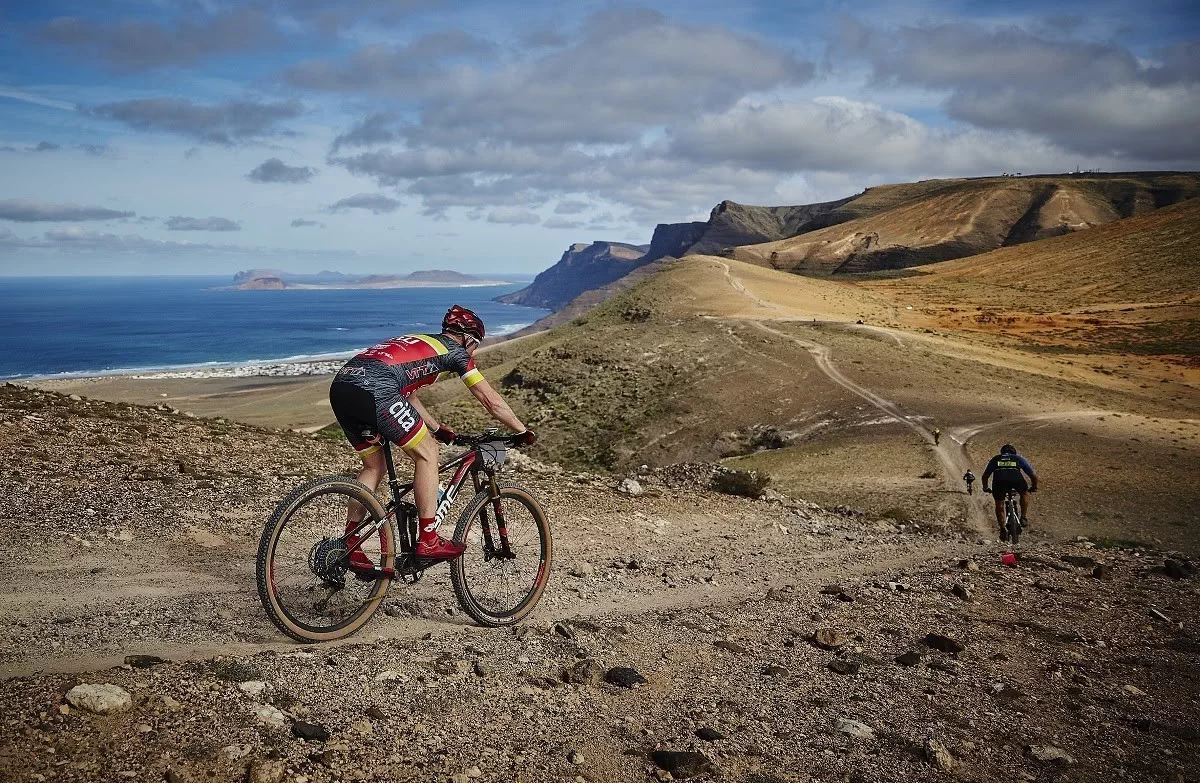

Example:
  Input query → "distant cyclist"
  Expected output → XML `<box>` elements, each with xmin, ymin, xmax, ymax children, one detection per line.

<box><xmin>963</xmin><ymin>469</ymin><xmax>975</xmax><ymax>495</ymax></box>
<box><xmin>932</xmin><ymin>427</ymin><xmax>941</xmax><ymax>445</ymax></box>
<box><xmin>329</xmin><ymin>305</ymin><xmax>535</xmax><ymax>565</ymax></box>
<box><xmin>981</xmin><ymin>444</ymin><xmax>1039</xmax><ymax>540</ymax></box>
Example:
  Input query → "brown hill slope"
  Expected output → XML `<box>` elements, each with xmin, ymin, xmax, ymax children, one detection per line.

<box><xmin>870</xmin><ymin>196</ymin><xmax>1200</xmax><ymax>359</ymax></box>
<box><xmin>733</xmin><ymin>172</ymin><xmax>1200</xmax><ymax>274</ymax></box>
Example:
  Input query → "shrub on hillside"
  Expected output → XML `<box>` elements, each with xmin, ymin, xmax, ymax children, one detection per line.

<box><xmin>880</xmin><ymin>507</ymin><xmax>913</xmax><ymax>523</ymax></box>
<box><xmin>712</xmin><ymin>467</ymin><xmax>771</xmax><ymax>498</ymax></box>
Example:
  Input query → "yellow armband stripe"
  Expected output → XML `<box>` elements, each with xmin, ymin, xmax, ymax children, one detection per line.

<box><xmin>462</xmin><ymin>368</ymin><xmax>484</xmax><ymax>388</ymax></box>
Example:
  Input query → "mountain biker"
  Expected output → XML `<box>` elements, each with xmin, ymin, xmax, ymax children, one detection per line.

<box><xmin>933</xmin><ymin>427</ymin><xmax>941</xmax><ymax>445</ymax></box>
<box><xmin>981</xmin><ymin>444</ymin><xmax>1039</xmax><ymax>541</ymax></box>
<box><xmin>963</xmin><ymin>469</ymin><xmax>975</xmax><ymax>495</ymax></box>
<box><xmin>328</xmin><ymin>305</ymin><xmax>535</xmax><ymax>565</ymax></box>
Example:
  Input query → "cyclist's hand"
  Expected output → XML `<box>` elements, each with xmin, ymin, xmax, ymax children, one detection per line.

<box><xmin>433</xmin><ymin>425</ymin><xmax>457</xmax><ymax>445</ymax></box>
<box><xmin>511</xmin><ymin>429</ymin><xmax>537</xmax><ymax>447</ymax></box>
<box><xmin>982</xmin><ymin>485</ymin><xmax>990</xmax><ymax>494</ymax></box>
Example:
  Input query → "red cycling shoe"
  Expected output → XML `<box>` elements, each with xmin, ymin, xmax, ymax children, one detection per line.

<box><xmin>416</xmin><ymin>535</ymin><xmax>466</xmax><ymax>561</ymax></box>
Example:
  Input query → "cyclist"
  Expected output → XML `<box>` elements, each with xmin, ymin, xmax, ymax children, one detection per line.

<box><xmin>933</xmin><ymin>427</ymin><xmax>941</xmax><ymax>445</ymax></box>
<box><xmin>981</xmin><ymin>444</ymin><xmax>1039</xmax><ymax>540</ymax></box>
<box><xmin>963</xmin><ymin>469</ymin><xmax>975</xmax><ymax>495</ymax></box>
<box><xmin>328</xmin><ymin>305</ymin><xmax>535</xmax><ymax>564</ymax></box>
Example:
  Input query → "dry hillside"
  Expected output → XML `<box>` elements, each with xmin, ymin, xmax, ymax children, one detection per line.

<box><xmin>732</xmin><ymin>173</ymin><xmax>1200</xmax><ymax>274</ymax></box>
<box><xmin>871</xmin><ymin>197</ymin><xmax>1200</xmax><ymax>359</ymax></box>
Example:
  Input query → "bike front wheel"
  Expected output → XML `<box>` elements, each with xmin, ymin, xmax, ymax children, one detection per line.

<box><xmin>256</xmin><ymin>476</ymin><xmax>396</xmax><ymax>643</ymax></box>
<box><xmin>450</xmin><ymin>482</ymin><xmax>552</xmax><ymax>627</ymax></box>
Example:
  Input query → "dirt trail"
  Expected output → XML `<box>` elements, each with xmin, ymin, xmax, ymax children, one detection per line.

<box><xmin>743</xmin><ymin>320</ymin><xmax>989</xmax><ymax>532</ymax></box>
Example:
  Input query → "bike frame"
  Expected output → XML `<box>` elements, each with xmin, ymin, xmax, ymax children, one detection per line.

<box><xmin>340</xmin><ymin>437</ymin><xmax>512</xmax><ymax>579</ymax></box>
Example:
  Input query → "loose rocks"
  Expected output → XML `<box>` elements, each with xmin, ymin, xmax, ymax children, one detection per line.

<box><xmin>835</xmin><ymin>718</ymin><xmax>875</xmax><ymax>740</ymax></box>
<box><xmin>292</xmin><ymin>721</ymin><xmax>330</xmax><ymax>742</ymax></box>
<box><xmin>811</xmin><ymin>628</ymin><xmax>847</xmax><ymax>650</ymax></box>
<box><xmin>604</xmin><ymin>667</ymin><xmax>647</xmax><ymax>688</ymax></box>
<box><xmin>925</xmin><ymin>633</ymin><xmax>965</xmax><ymax>654</ymax></box>
<box><xmin>563</xmin><ymin>659</ymin><xmax>606</xmax><ymax>686</ymax></box>
<box><xmin>650</xmin><ymin>750</ymin><xmax>716</xmax><ymax>779</ymax></box>
<box><xmin>1027</xmin><ymin>745</ymin><xmax>1075</xmax><ymax>765</ymax></box>
<box><xmin>65</xmin><ymin>683</ymin><xmax>133</xmax><ymax>715</ymax></box>
<box><xmin>925</xmin><ymin>737</ymin><xmax>954</xmax><ymax>771</ymax></box>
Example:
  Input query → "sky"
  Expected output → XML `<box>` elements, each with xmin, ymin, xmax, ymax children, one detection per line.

<box><xmin>0</xmin><ymin>0</ymin><xmax>1197</xmax><ymax>276</ymax></box>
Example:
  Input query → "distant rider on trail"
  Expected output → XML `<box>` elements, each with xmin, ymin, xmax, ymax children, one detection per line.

<box><xmin>328</xmin><ymin>306</ymin><xmax>535</xmax><ymax>564</ymax></box>
<box><xmin>981</xmin><ymin>444</ymin><xmax>1039</xmax><ymax>541</ymax></box>
<box><xmin>933</xmin><ymin>427</ymin><xmax>941</xmax><ymax>445</ymax></box>
<box><xmin>963</xmin><ymin>469</ymin><xmax>975</xmax><ymax>495</ymax></box>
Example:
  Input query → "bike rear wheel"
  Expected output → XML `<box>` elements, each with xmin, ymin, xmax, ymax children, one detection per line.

<box><xmin>1006</xmin><ymin>494</ymin><xmax>1022</xmax><ymax>545</ymax></box>
<box><xmin>450</xmin><ymin>482</ymin><xmax>552</xmax><ymax>627</ymax></box>
<box><xmin>256</xmin><ymin>476</ymin><xmax>395</xmax><ymax>642</ymax></box>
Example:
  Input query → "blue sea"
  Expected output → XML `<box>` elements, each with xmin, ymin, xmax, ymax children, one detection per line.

<box><xmin>0</xmin><ymin>277</ymin><xmax>548</xmax><ymax>379</ymax></box>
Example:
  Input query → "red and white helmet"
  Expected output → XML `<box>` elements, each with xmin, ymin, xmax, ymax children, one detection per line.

<box><xmin>442</xmin><ymin>305</ymin><xmax>485</xmax><ymax>342</ymax></box>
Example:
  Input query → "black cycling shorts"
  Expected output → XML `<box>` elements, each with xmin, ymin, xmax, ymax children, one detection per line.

<box><xmin>329</xmin><ymin>380</ymin><xmax>428</xmax><ymax>456</ymax></box>
<box><xmin>990</xmin><ymin>473</ymin><xmax>1028</xmax><ymax>499</ymax></box>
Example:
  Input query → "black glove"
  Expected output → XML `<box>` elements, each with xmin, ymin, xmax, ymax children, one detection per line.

<box><xmin>433</xmin><ymin>425</ymin><xmax>457</xmax><ymax>445</ymax></box>
<box><xmin>982</xmin><ymin>485</ymin><xmax>990</xmax><ymax>494</ymax></box>
<box><xmin>511</xmin><ymin>429</ymin><xmax>537</xmax><ymax>447</ymax></box>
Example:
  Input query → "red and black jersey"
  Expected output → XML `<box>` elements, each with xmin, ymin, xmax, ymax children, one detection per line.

<box><xmin>336</xmin><ymin>333</ymin><xmax>484</xmax><ymax>397</ymax></box>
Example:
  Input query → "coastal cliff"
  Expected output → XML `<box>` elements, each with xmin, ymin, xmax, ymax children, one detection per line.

<box><xmin>496</xmin><ymin>241</ymin><xmax>650</xmax><ymax>310</ymax></box>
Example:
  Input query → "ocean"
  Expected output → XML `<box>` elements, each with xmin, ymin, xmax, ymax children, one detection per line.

<box><xmin>0</xmin><ymin>277</ymin><xmax>548</xmax><ymax>379</ymax></box>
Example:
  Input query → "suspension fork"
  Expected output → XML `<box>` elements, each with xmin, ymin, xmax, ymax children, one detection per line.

<box><xmin>485</xmin><ymin>467</ymin><xmax>516</xmax><ymax>559</ymax></box>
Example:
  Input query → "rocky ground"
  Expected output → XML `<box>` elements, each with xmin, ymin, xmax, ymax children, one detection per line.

<box><xmin>2</xmin><ymin>386</ymin><xmax>1199</xmax><ymax>783</ymax></box>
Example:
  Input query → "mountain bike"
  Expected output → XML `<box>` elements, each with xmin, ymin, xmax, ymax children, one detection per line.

<box><xmin>1003</xmin><ymin>488</ymin><xmax>1023</xmax><ymax>545</ymax></box>
<box><xmin>256</xmin><ymin>430</ymin><xmax>552</xmax><ymax>643</ymax></box>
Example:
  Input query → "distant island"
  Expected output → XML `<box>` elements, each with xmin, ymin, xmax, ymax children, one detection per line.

<box><xmin>217</xmin><ymin>269</ymin><xmax>511</xmax><ymax>290</ymax></box>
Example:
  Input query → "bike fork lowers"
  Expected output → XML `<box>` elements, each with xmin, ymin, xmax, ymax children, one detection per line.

<box><xmin>474</xmin><ymin>469</ymin><xmax>515</xmax><ymax>561</ymax></box>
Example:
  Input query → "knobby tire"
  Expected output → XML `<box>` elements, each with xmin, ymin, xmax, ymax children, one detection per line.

<box><xmin>449</xmin><ymin>482</ymin><xmax>552</xmax><ymax>627</ymax></box>
<box><xmin>256</xmin><ymin>476</ymin><xmax>395</xmax><ymax>643</ymax></box>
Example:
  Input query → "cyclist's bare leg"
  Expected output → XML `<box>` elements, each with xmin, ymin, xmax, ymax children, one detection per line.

<box><xmin>405</xmin><ymin>432</ymin><xmax>439</xmax><ymax>520</ymax></box>
<box><xmin>1018</xmin><ymin>490</ymin><xmax>1029</xmax><ymax>519</ymax></box>
<box><xmin>346</xmin><ymin>449</ymin><xmax>386</xmax><ymax>526</ymax></box>
<box><xmin>993</xmin><ymin>496</ymin><xmax>1005</xmax><ymax>528</ymax></box>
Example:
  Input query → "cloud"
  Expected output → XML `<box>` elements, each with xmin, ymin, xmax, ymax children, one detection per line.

<box><xmin>32</xmin><ymin>141</ymin><xmax>61</xmax><ymax>152</ymax></box>
<box><xmin>284</xmin><ymin>30</ymin><xmax>496</xmax><ymax>95</ymax></box>
<box><xmin>486</xmin><ymin>207</ymin><xmax>541</xmax><ymax>225</ymax></box>
<box><xmin>88</xmin><ymin>98</ymin><xmax>304</xmax><ymax>144</ymax></box>
<box><xmin>543</xmin><ymin>217</ymin><xmax>584</xmax><ymax>229</ymax></box>
<box><xmin>554</xmin><ymin>200</ymin><xmax>589</xmax><ymax>215</ymax></box>
<box><xmin>78</xmin><ymin>143</ymin><xmax>112</xmax><ymax>156</ymax></box>
<box><xmin>328</xmin><ymin>193</ymin><xmax>401</xmax><ymax>214</ymax></box>
<box><xmin>164</xmin><ymin>216</ymin><xmax>241</xmax><ymax>231</ymax></box>
<box><xmin>302</xmin><ymin>9</ymin><xmax>815</xmax><ymax>219</ymax></box>
<box><xmin>331</xmin><ymin>113</ymin><xmax>398</xmax><ymax>151</ymax></box>
<box><xmin>0</xmin><ymin>199</ymin><xmax>134</xmax><ymax>222</ymax></box>
<box><xmin>290</xmin><ymin>218</ymin><xmax>324</xmax><ymax>227</ymax></box>
<box><xmin>247</xmin><ymin>157</ymin><xmax>317</xmax><ymax>184</ymax></box>
<box><xmin>38</xmin><ymin>9</ymin><xmax>278</xmax><ymax>72</ymax></box>
<box><xmin>0</xmin><ymin>227</ymin><xmax>357</xmax><ymax>262</ymax></box>
<box><xmin>835</xmin><ymin>18</ymin><xmax>1200</xmax><ymax>161</ymax></box>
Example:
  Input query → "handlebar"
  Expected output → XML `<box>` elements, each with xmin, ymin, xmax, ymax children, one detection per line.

<box><xmin>454</xmin><ymin>429</ymin><xmax>519</xmax><ymax>447</ymax></box>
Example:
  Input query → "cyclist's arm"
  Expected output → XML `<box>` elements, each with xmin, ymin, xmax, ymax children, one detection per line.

<box><xmin>407</xmin><ymin>390</ymin><xmax>441</xmax><ymax>432</ymax></box>
<box><xmin>981</xmin><ymin>457</ymin><xmax>997</xmax><ymax>489</ymax></box>
<box><xmin>467</xmin><ymin>377</ymin><xmax>526</xmax><ymax>433</ymax></box>
<box><xmin>1019</xmin><ymin>456</ymin><xmax>1039</xmax><ymax>489</ymax></box>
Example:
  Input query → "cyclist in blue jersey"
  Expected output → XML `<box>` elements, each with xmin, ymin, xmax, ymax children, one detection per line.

<box><xmin>981</xmin><ymin>444</ymin><xmax>1039</xmax><ymax>541</ymax></box>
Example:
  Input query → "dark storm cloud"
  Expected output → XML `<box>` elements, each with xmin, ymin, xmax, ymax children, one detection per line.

<box><xmin>327</xmin><ymin>194</ymin><xmax>401</xmax><ymax>214</ymax></box>
<box><xmin>0</xmin><ymin>199</ymin><xmax>134</xmax><ymax>222</ymax></box>
<box><xmin>247</xmin><ymin>158</ymin><xmax>317</xmax><ymax>184</ymax></box>
<box><xmin>88</xmin><ymin>98</ymin><xmax>304</xmax><ymax>145</ymax></box>
<box><xmin>835</xmin><ymin>19</ymin><xmax>1200</xmax><ymax>161</ymax></box>
<box><xmin>39</xmin><ymin>8</ymin><xmax>278</xmax><ymax>72</ymax></box>
<box><xmin>164</xmin><ymin>216</ymin><xmax>241</xmax><ymax>231</ymax></box>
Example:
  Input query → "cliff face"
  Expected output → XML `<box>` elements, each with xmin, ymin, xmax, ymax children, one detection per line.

<box><xmin>496</xmin><ymin>241</ymin><xmax>650</xmax><ymax>310</ymax></box>
<box><xmin>643</xmin><ymin>221</ymin><xmax>708</xmax><ymax>262</ymax></box>
<box><xmin>686</xmin><ymin>198</ymin><xmax>855</xmax><ymax>256</ymax></box>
